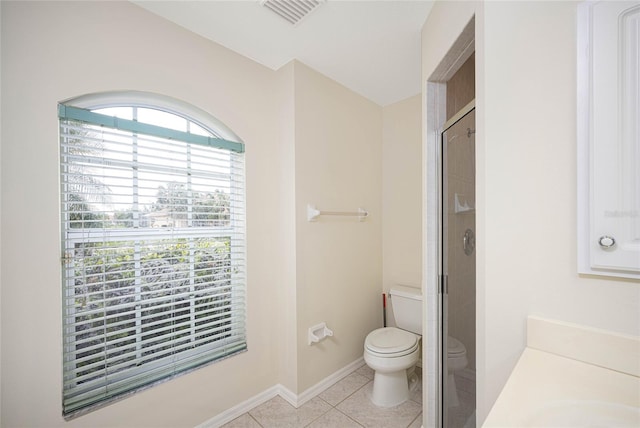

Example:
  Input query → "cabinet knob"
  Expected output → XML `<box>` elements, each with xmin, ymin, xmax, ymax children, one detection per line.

<box><xmin>598</xmin><ymin>236</ymin><xmax>616</xmax><ymax>248</ymax></box>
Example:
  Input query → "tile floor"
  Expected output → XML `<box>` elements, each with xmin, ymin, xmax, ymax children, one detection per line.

<box><xmin>221</xmin><ymin>364</ymin><xmax>423</xmax><ymax>428</ymax></box>
<box><xmin>447</xmin><ymin>371</ymin><xmax>476</xmax><ymax>428</ymax></box>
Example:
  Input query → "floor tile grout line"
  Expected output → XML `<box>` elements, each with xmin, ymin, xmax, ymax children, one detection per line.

<box><xmin>333</xmin><ymin>405</ymin><xmax>365</xmax><ymax>427</ymax></box>
<box><xmin>302</xmin><ymin>396</ymin><xmax>334</xmax><ymax>428</ymax></box>
<box><xmin>248</xmin><ymin>413</ymin><xmax>264</xmax><ymax>427</ymax></box>
<box><xmin>331</xmin><ymin>377</ymin><xmax>372</xmax><ymax>409</ymax></box>
<box><xmin>303</xmin><ymin>379</ymin><xmax>369</xmax><ymax>427</ymax></box>
<box><xmin>406</xmin><ymin>411</ymin><xmax>422</xmax><ymax>428</ymax></box>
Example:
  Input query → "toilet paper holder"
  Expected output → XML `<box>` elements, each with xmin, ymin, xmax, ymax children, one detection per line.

<box><xmin>308</xmin><ymin>322</ymin><xmax>333</xmax><ymax>345</ymax></box>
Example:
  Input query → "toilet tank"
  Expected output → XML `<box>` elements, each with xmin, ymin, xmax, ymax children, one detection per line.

<box><xmin>389</xmin><ymin>285</ymin><xmax>422</xmax><ymax>335</ymax></box>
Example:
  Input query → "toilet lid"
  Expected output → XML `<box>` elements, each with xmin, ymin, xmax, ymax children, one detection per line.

<box><xmin>447</xmin><ymin>336</ymin><xmax>466</xmax><ymax>356</ymax></box>
<box><xmin>365</xmin><ymin>327</ymin><xmax>418</xmax><ymax>354</ymax></box>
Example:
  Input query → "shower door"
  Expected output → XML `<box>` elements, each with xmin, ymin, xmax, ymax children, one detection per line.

<box><xmin>441</xmin><ymin>107</ymin><xmax>476</xmax><ymax>428</ymax></box>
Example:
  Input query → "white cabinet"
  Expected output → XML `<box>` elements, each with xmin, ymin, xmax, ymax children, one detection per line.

<box><xmin>578</xmin><ymin>1</ymin><xmax>640</xmax><ymax>279</ymax></box>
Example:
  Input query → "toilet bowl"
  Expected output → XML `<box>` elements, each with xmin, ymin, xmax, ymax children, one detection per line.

<box><xmin>363</xmin><ymin>285</ymin><xmax>422</xmax><ymax>407</ymax></box>
<box><xmin>364</xmin><ymin>327</ymin><xmax>420</xmax><ymax>407</ymax></box>
<box><xmin>447</xmin><ymin>336</ymin><xmax>468</xmax><ymax>407</ymax></box>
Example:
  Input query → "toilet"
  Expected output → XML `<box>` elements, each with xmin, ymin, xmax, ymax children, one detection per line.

<box><xmin>363</xmin><ymin>285</ymin><xmax>422</xmax><ymax>407</ymax></box>
<box><xmin>447</xmin><ymin>335</ymin><xmax>468</xmax><ymax>407</ymax></box>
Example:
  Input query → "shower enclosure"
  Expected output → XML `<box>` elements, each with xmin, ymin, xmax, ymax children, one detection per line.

<box><xmin>440</xmin><ymin>106</ymin><xmax>476</xmax><ymax>428</ymax></box>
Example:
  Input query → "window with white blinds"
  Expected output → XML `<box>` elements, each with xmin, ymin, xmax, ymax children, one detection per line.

<box><xmin>59</xmin><ymin>101</ymin><xmax>246</xmax><ymax>417</ymax></box>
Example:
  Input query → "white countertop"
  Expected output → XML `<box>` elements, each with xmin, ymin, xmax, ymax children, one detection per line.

<box><xmin>483</xmin><ymin>348</ymin><xmax>640</xmax><ymax>427</ymax></box>
<box><xmin>483</xmin><ymin>317</ymin><xmax>640</xmax><ymax>427</ymax></box>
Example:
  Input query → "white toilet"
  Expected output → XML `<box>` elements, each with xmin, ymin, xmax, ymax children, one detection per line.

<box><xmin>363</xmin><ymin>285</ymin><xmax>421</xmax><ymax>407</ymax></box>
<box><xmin>447</xmin><ymin>335</ymin><xmax>468</xmax><ymax>407</ymax></box>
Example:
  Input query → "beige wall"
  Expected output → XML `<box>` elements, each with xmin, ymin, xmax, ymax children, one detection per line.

<box><xmin>1</xmin><ymin>2</ymin><xmax>283</xmax><ymax>426</ymax></box>
<box><xmin>423</xmin><ymin>1</ymin><xmax>640</xmax><ymax>424</ymax></box>
<box><xmin>274</xmin><ymin>61</ymin><xmax>299</xmax><ymax>394</ymax></box>
<box><xmin>382</xmin><ymin>95</ymin><xmax>422</xmax><ymax>293</ymax></box>
<box><xmin>483</xmin><ymin>0</ymin><xmax>639</xmax><ymax>417</ymax></box>
<box><xmin>0</xmin><ymin>1</ymin><xmax>387</xmax><ymax>426</ymax></box>
<box><xmin>293</xmin><ymin>62</ymin><xmax>383</xmax><ymax>392</ymax></box>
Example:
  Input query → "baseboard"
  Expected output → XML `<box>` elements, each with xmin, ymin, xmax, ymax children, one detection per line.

<box><xmin>196</xmin><ymin>385</ymin><xmax>282</xmax><ymax>428</ymax></box>
<box><xmin>456</xmin><ymin>367</ymin><xmax>475</xmax><ymax>381</ymax></box>
<box><xmin>277</xmin><ymin>384</ymin><xmax>299</xmax><ymax>408</ymax></box>
<box><xmin>295</xmin><ymin>357</ymin><xmax>365</xmax><ymax>407</ymax></box>
<box><xmin>197</xmin><ymin>357</ymin><xmax>365</xmax><ymax>427</ymax></box>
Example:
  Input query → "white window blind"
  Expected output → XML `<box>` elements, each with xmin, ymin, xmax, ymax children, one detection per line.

<box><xmin>59</xmin><ymin>103</ymin><xmax>246</xmax><ymax>417</ymax></box>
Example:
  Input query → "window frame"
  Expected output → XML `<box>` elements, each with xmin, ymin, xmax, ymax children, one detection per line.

<box><xmin>59</xmin><ymin>92</ymin><xmax>247</xmax><ymax>418</ymax></box>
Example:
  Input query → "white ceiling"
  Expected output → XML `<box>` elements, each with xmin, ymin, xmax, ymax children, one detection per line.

<box><xmin>132</xmin><ymin>1</ymin><xmax>434</xmax><ymax>106</ymax></box>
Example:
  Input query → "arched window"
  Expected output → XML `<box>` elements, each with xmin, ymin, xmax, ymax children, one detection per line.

<box><xmin>58</xmin><ymin>92</ymin><xmax>246</xmax><ymax>417</ymax></box>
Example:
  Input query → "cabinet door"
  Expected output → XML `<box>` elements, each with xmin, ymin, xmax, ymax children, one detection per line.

<box><xmin>579</xmin><ymin>1</ymin><xmax>640</xmax><ymax>278</ymax></box>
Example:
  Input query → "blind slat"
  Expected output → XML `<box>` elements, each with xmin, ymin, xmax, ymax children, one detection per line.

<box><xmin>65</xmin><ymin>321</ymin><xmax>246</xmax><ymax>379</ymax></box>
<box><xmin>64</xmin><ymin>291</ymin><xmax>246</xmax><ymax>329</ymax></box>
<box><xmin>63</xmin><ymin>300</ymin><xmax>247</xmax><ymax>347</ymax></box>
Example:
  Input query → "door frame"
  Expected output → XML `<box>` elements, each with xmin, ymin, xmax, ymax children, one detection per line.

<box><xmin>422</xmin><ymin>17</ymin><xmax>475</xmax><ymax>428</ymax></box>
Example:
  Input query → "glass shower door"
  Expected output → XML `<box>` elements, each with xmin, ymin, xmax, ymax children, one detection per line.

<box><xmin>441</xmin><ymin>107</ymin><xmax>476</xmax><ymax>428</ymax></box>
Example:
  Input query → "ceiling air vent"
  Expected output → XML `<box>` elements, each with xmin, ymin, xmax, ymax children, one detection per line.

<box><xmin>260</xmin><ymin>0</ymin><xmax>325</xmax><ymax>25</ymax></box>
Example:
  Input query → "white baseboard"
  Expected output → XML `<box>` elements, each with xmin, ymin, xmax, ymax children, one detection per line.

<box><xmin>295</xmin><ymin>357</ymin><xmax>364</xmax><ymax>407</ymax></box>
<box><xmin>196</xmin><ymin>385</ymin><xmax>281</xmax><ymax>428</ymax></box>
<box><xmin>197</xmin><ymin>357</ymin><xmax>365</xmax><ymax>427</ymax></box>
<box><xmin>456</xmin><ymin>367</ymin><xmax>475</xmax><ymax>382</ymax></box>
<box><xmin>277</xmin><ymin>384</ymin><xmax>299</xmax><ymax>408</ymax></box>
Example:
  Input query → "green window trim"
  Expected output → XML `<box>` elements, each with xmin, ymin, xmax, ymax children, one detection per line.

<box><xmin>58</xmin><ymin>104</ymin><xmax>245</xmax><ymax>153</ymax></box>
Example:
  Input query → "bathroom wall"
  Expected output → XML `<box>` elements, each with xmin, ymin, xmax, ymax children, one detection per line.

<box><xmin>482</xmin><ymin>1</ymin><xmax>639</xmax><ymax>418</ymax></box>
<box><xmin>422</xmin><ymin>1</ymin><xmax>640</xmax><ymax>424</ymax></box>
<box><xmin>274</xmin><ymin>61</ymin><xmax>299</xmax><ymax>394</ymax></box>
<box><xmin>382</xmin><ymin>94</ymin><xmax>422</xmax><ymax>293</ymax></box>
<box><xmin>1</xmin><ymin>2</ymin><xmax>283</xmax><ymax>426</ymax></box>
<box><xmin>293</xmin><ymin>61</ymin><xmax>383</xmax><ymax>392</ymax></box>
<box><xmin>0</xmin><ymin>2</ymin><xmax>384</xmax><ymax>425</ymax></box>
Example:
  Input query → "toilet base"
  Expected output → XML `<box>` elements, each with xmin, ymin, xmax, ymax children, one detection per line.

<box><xmin>447</xmin><ymin>373</ymin><xmax>460</xmax><ymax>407</ymax></box>
<box><xmin>369</xmin><ymin>369</ymin><xmax>410</xmax><ymax>407</ymax></box>
<box><xmin>408</xmin><ymin>368</ymin><xmax>420</xmax><ymax>392</ymax></box>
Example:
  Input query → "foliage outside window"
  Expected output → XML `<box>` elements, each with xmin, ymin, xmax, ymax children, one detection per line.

<box><xmin>59</xmin><ymin>101</ymin><xmax>246</xmax><ymax>417</ymax></box>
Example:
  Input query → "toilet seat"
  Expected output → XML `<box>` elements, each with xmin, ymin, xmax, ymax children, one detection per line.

<box><xmin>365</xmin><ymin>327</ymin><xmax>419</xmax><ymax>357</ymax></box>
<box><xmin>447</xmin><ymin>336</ymin><xmax>466</xmax><ymax>357</ymax></box>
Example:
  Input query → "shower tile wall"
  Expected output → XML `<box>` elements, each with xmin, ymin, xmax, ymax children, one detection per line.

<box><xmin>446</xmin><ymin>53</ymin><xmax>475</xmax><ymax>120</ymax></box>
<box><xmin>446</xmin><ymin>54</ymin><xmax>476</xmax><ymax>372</ymax></box>
<box><xmin>446</xmin><ymin>112</ymin><xmax>476</xmax><ymax>371</ymax></box>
